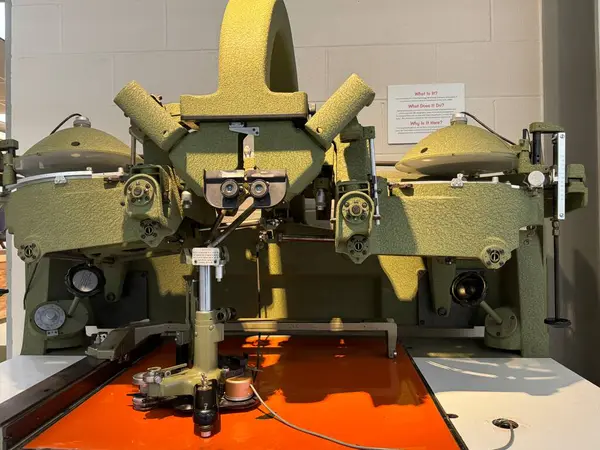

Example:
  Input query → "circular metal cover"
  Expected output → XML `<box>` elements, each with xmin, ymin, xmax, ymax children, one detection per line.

<box><xmin>395</xmin><ymin>123</ymin><xmax>517</xmax><ymax>176</ymax></box>
<box><xmin>65</xmin><ymin>264</ymin><xmax>105</xmax><ymax>298</ymax></box>
<box><xmin>71</xmin><ymin>269</ymin><xmax>100</xmax><ymax>294</ymax></box>
<box><xmin>34</xmin><ymin>303</ymin><xmax>66</xmax><ymax>331</ymax></box>
<box><xmin>16</xmin><ymin>127</ymin><xmax>136</xmax><ymax>176</ymax></box>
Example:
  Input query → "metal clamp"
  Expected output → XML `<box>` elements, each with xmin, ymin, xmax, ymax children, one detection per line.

<box><xmin>230</xmin><ymin>122</ymin><xmax>259</xmax><ymax>170</ymax></box>
<box><xmin>229</xmin><ymin>122</ymin><xmax>259</xmax><ymax>136</ymax></box>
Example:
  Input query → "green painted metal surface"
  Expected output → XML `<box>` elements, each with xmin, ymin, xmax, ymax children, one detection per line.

<box><xmin>0</xmin><ymin>0</ymin><xmax>588</xmax><ymax>359</ymax></box>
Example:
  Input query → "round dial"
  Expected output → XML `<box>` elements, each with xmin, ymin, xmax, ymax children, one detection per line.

<box><xmin>71</xmin><ymin>269</ymin><xmax>99</xmax><ymax>294</ymax></box>
<box><xmin>34</xmin><ymin>304</ymin><xmax>66</xmax><ymax>331</ymax></box>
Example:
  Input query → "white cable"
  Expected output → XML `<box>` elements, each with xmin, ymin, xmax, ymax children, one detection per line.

<box><xmin>250</xmin><ymin>384</ymin><xmax>402</xmax><ymax>450</ymax></box>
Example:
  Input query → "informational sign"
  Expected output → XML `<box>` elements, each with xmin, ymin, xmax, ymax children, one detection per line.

<box><xmin>387</xmin><ymin>83</ymin><xmax>465</xmax><ymax>144</ymax></box>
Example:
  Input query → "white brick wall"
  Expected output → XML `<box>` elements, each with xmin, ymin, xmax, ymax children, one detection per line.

<box><xmin>7</xmin><ymin>0</ymin><xmax>543</xmax><ymax>355</ymax></box>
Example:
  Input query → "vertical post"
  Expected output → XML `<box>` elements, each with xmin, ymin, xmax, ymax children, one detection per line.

<box><xmin>518</xmin><ymin>229</ymin><xmax>550</xmax><ymax>356</ymax></box>
<box><xmin>368</xmin><ymin>138</ymin><xmax>381</xmax><ymax>225</ymax></box>
<box><xmin>130</xmin><ymin>135</ymin><xmax>137</xmax><ymax>166</ymax></box>
<box><xmin>198</xmin><ymin>266</ymin><xmax>211</xmax><ymax>312</ymax></box>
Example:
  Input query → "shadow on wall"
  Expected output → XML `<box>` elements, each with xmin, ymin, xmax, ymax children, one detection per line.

<box><xmin>543</xmin><ymin>0</ymin><xmax>600</xmax><ymax>385</ymax></box>
<box><xmin>551</xmin><ymin>250</ymin><xmax>600</xmax><ymax>386</ymax></box>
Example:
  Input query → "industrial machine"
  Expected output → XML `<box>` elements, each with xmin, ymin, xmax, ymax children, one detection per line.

<box><xmin>0</xmin><ymin>0</ymin><xmax>588</xmax><ymax>445</ymax></box>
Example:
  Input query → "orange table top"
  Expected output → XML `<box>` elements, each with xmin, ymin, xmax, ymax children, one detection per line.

<box><xmin>26</xmin><ymin>336</ymin><xmax>460</xmax><ymax>450</ymax></box>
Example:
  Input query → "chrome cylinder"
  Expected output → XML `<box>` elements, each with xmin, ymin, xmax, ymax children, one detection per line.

<box><xmin>198</xmin><ymin>266</ymin><xmax>211</xmax><ymax>312</ymax></box>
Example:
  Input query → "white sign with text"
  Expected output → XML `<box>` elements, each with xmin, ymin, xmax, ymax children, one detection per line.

<box><xmin>387</xmin><ymin>83</ymin><xmax>465</xmax><ymax>144</ymax></box>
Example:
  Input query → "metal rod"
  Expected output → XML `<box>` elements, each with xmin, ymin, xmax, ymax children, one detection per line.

<box><xmin>198</xmin><ymin>220</ymin><xmax>260</xmax><ymax>233</ymax></box>
<box><xmin>2</xmin><ymin>150</ymin><xmax>16</xmax><ymax>186</ymax></box>
<box><xmin>553</xmin><ymin>222</ymin><xmax>561</xmax><ymax>319</ymax></box>
<box><xmin>208</xmin><ymin>206</ymin><xmax>257</xmax><ymax>248</ymax></box>
<box><xmin>209</xmin><ymin>210</ymin><xmax>226</xmax><ymax>239</ymax></box>
<box><xmin>198</xmin><ymin>266</ymin><xmax>211</xmax><ymax>312</ymax></box>
<box><xmin>67</xmin><ymin>296</ymin><xmax>81</xmax><ymax>317</ymax></box>
<box><xmin>374</xmin><ymin>161</ymin><xmax>397</xmax><ymax>167</ymax></box>
<box><xmin>368</xmin><ymin>138</ymin><xmax>381</xmax><ymax>225</ymax></box>
<box><xmin>480</xmin><ymin>300</ymin><xmax>503</xmax><ymax>325</ymax></box>
<box><xmin>130</xmin><ymin>135</ymin><xmax>137</xmax><ymax>166</ymax></box>
<box><xmin>278</xmin><ymin>234</ymin><xmax>334</xmax><ymax>243</ymax></box>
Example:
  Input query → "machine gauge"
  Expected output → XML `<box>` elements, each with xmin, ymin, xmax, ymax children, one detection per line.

<box><xmin>34</xmin><ymin>303</ymin><xmax>66</xmax><ymax>331</ymax></box>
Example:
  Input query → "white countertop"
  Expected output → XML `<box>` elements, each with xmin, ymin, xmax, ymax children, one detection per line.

<box><xmin>0</xmin><ymin>355</ymin><xmax>84</xmax><ymax>405</ymax></box>
<box><xmin>414</xmin><ymin>356</ymin><xmax>600</xmax><ymax>450</ymax></box>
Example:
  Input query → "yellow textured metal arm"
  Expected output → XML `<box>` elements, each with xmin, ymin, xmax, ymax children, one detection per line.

<box><xmin>114</xmin><ymin>81</ymin><xmax>187</xmax><ymax>152</ymax></box>
<box><xmin>305</xmin><ymin>74</ymin><xmax>375</xmax><ymax>149</ymax></box>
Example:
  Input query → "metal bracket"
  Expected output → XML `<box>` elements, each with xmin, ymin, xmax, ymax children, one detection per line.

<box><xmin>450</xmin><ymin>173</ymin><xmax>466</xmax><ymax>188</ymax></box>
<box><xmin>86</xmin><ymin>322</ymin><xmax>189</xmax><ymax>361</ymax></box>
<box><xmin>228</xmin><ymin>122</ymin><xmax>259</xmax><ymax>136</ymax></box>
<box><xmin>229</xmin><ymin>122</ymin><xmax>259</xmax><ymax>170</ymax></box>
<box><xmin>225</xmin><ymin>319</ymin><xmax>398</xmax><ymax>359</ymax></box>
<box><xmin>54</xmin><ymin>174</ymin><xmax>67</xmax><ymax>185</ymax></box>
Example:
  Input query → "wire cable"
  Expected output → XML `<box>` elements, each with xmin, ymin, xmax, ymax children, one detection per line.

<box><xmin>22</xmin><ymin>261</ymin><xmax>40</xmax><ymax>307</ymax></box>
<box><xmin>249</xmin><ymin>384</ymin><xmax>403</xmax><ymax>450</ymax></box>
<box><xmin>460</xmin><ymin>111</ymin><xmax>516</xmax><ymax>145</ymax></box>
<box><xmin>253</xmin><ymin>243</ymin><xmax>262</xmax><ymax>383</ymax></box>
<box><xmin>50</xmin><ymin>113</ymin><xmax>83</xmax><ymax>135</ymax></box>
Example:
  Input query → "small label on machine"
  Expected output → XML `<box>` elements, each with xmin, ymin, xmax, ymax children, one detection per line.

<box><xmin>192</xmin><ymin>247</ymin><xmax>221</xmax><ymax>266</ymax></box>
<box><xmin>387</xmin><ymin>83</ymin><xmax>465</xmax><ymax>144</ymax></box>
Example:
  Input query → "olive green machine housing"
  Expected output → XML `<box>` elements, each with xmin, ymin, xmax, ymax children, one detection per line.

<box><xmin>0</xmin><ymin>0</ymin><xmax>587</xmax><ymax>371</ymax></box>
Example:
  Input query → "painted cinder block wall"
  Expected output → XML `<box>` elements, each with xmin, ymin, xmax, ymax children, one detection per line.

<box><xmin>6</xmin><ymin>0</ymin><xmax>543</xmax><ymax>356</ymax></box>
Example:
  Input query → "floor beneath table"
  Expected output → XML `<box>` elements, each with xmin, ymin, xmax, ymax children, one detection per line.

<box><xmin>26</xmin><ymin>336</ymin><xmax>461</xmax><ymax>450</ymax></box>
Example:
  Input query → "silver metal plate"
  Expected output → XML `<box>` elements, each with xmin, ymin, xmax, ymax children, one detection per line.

<box><xmin>33</xmin><ymin>304</ymin><xmax>66</xmax><ymax>331</ymax></box>
<box><xmin>192</xmin><ymin>248</ymin><xmax>221</xmax><ymax>266</ymax></box>
<box><xmin>556</xmin><ymin>132</ymin><xmax>566</xmax><ymax>220</ymax></box>
<box><xmin>72</xmin><ymin>269</ymin><xmax>99</xmax><ymax>293</ymax></box>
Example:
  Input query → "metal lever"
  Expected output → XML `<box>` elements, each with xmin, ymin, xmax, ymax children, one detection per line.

<box><xmin>545</xmin><ymin>131</ymin><xmax>570</xmax><ymax>328</ymax></box>
<box><xmin>368</xmin><ymin>138</ymin><xmax>381</xmax><ymax>225</ymax></box>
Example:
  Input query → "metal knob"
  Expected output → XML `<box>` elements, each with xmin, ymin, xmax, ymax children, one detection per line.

<box><xmin>73</xmin><ymin>116</ymin><xmax>92</xmax><ymax>128</ymax></box>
